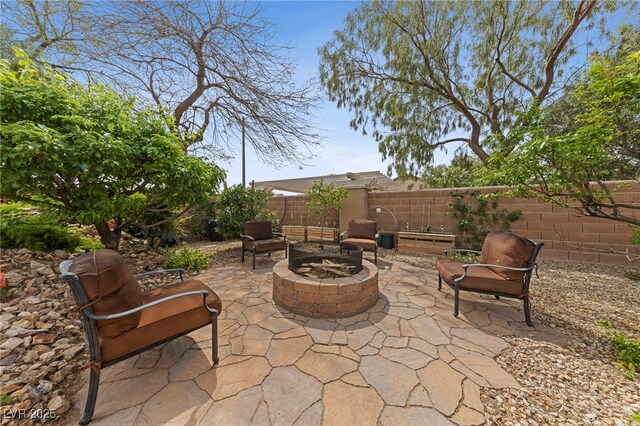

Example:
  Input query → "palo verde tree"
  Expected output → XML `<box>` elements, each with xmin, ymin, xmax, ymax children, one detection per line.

<box><xmin>0</xmin><ymin>49</ymin><xmax>224</xmax><ymax>250</ymax></box>
<box><xmin>485</xmin><ymin>50</ymin><xmax>640</xmax><ymax>226</ymax></box>
<box><xmin>3</xmin><ymin>0</ymin><xmax>321</xmax><ymax>164</ymax></box>
<box><xmin>319</xmin><ymin>0</ymin><xmax>635</xmax><ymax>177</ymax></box>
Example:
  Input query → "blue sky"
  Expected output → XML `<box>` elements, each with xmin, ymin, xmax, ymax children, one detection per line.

<box><xmin>222</xmin><ymin>1</ymin><xmax>462</xmax><ymax>186</ymax></box>
<box><xmin>220</xmin><ymin>1</ymin><xmax>636</xmax><ymax>188</ymax></box>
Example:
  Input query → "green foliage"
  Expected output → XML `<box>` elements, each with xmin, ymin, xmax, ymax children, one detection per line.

<box><xmin>0</xmin><ymin>204</ymin><xmax>80</xmax><ymax>251</ymax></box>
<box><xmin>163</xmin><ymin>244</ymin><xmax>210</xmax><ymax>272</ymax></box>
<box><xmin>483</xmin><ymin>51</ymin><xmax>640</xmax><ymax>226</ymax></box>
<box><xmin>632</xmin><ymin>228</ymin><xmax>640</xmax><ymax>246</ymax></box>
<box><xmin>451</xmin><ymin>251</ymin><xmax>480</xmax><ymax>262</ymax></box>
<box><xmin>421</xmin><ymin>153</ymin><xmax>488</xmax><ymax>189</ymax></box>
<box><xmin>447</xmin><ymin>191</ymin><xmax>522</xmax><ymax>250</ymax></box>
<box><xmin>215</xmin><ymin>185</ymin><xmax>274</xmax><ymax>239</ymax></box>
<box><xmin>625</xmin><ymin>271</ymin><xmax>640</xmax><ymax>281</ymax></box>
<box><xmin>306</xmin><ymin>180</ymin><xmax>349</xmax><ymax>225</ymax></box>
<box><xmin>75</xmin><ymin>238</ymin><xmax>105</xmax><ymax>252</ymax></box>
<box><xmin>318</xmin><ymin>1</ymin><xmax>632</xmax><ymax>177</ymax></box>
<box><xmin>0</xmin><ymin>48</ymin><xmax>224</xmax><ymax>249</ymax></box>
<box><xmin>183</xmin><ymin>199</ymin><xmax>217</xmax><ymax>240</ymax></box>
<box><xmin>0</xmin><ymin>393</ymin><xmax>12</xmax><ymax>406</ymax></box>
<box><xmin>633</xmin><ymin>412</ymin><xmax>640</xmax><ymax>424</ymax></box>
<box><xmin>598</xmin><ymin>320</ymin><xmax>640</xmax><ymax>381</ymax></box>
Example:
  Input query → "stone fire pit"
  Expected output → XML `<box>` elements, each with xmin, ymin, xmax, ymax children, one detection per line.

<box><xmin>272</xmin><ymin>243</ymin><xmax>378</xmax><ymax>318</ymax></box>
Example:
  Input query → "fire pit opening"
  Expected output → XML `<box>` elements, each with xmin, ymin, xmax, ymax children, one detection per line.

<box><xmin>288</xmin><ymin>242</ymin><xmax>363</xmax><ymax>279</ymax></box>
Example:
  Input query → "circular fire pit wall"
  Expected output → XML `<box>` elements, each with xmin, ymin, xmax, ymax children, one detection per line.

<box><xmin>273</xmin><ymin>242</ymin><xmax>379</xmax><ymax>318</ymax></box>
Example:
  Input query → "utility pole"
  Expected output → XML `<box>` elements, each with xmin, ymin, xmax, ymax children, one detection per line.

<box><xmin>242</xmin><ymin>117</ymin><xmax>246</xmax><ymax>188</ymax></box>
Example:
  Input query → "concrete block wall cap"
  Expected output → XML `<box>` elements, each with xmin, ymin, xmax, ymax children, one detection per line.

<box><xmin>355</xmin><ymin>268</ymin><xmax>378</xmax><ymax>281</ymax></box>
<box><xmin>335</xmin><ymin>277</ymin><xmax>359</xmax><ymax>285</ymax></box>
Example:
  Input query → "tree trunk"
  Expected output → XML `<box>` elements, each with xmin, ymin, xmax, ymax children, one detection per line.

<box><xmin>95</xmin><ymin>221</ymin><xmax>122</xmax><ymax>250</ymax></box>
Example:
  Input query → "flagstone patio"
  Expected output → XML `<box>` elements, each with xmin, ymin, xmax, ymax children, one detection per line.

<box><xmin>71</xmin><ymin>257</ymin><xmax>566</xmax><ymax>425</ymax></box>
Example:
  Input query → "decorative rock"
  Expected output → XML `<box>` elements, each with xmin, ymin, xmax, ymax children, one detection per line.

<box><xmin>33</xmin><ymin>333</ymin><xmax>56</xmax><ymax>345</ymax></box>
<box><xmin>47</xmin><ymin>395</ymin><xmax>71</xmax><ymax>414</ymax></box>
<box><xmin>1</xmin><ymin>337</ymin><xmax>23</xmax><ymax>351</ymax></box>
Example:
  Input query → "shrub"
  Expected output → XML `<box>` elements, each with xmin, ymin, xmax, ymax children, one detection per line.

<box><xmin>163</xmin><ymin>244</ymin><xmax>210</xmax><ymax>271</ymax></box>
<box><xmin>0</xmin><ymin>204</ymin><xmax>82</xmax><ymax>251</ymax></box>
<box><xmin>182</xmin><ymin>199</ymin><xmax>217</xmax><ymax>241</ymax></box>
<box><xmin>215</xmin><ymin>185</ymin><xmax>275</xmax><ymax>239</ymax></box>
<box><xmin>447</xmin><ymin>190</ymin><xmax>522</xmax><ymax>250</ymax></box>
<box><xmin>75</xmin><ymin>238</ymin><xmax>105</xmax><ymax>252</ymax></box>
<box><xmin>598</xmin><ymin>320</ymin><xmax>640</xmax><ymax>380</ymax></box>
<box><xmin>451</xmin><ymin>251</ymin><xmax>480</xmax><ymax>262</ymax></box>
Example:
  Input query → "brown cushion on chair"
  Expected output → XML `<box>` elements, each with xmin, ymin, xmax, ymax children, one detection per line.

<box><xmin>243</xmin><ymin>221</ymin><xmax>273</xmax><ymax>241</ymax></box>
<box><xmin>100</xmin><ymin>279</ymin><xmax>221</xmax><ymax>362</ymax></box>
<box><xmin>436</xmin><ymin>258</ymin><xmax>524</xmax><ymax>297</ymax></box>
<box><xmin>347</xmin><ymin>220</ymin><xmax>377</xmax><ymax>239</ymax></box>
<box><xmin>342</xmin><ymin>237</ymin><xmax>376</xmax><ymax>251</ymax></box>
<box><xmin>70</xmin><ymin>249</ymin><xmax>143</xmax><ymax>338</ymax></box>
<box><xmin>246</xmin><ymin>239</ymin><xmax>288</xmax><ymax>253</ymax></box>
<box><xmin>478</xmin><ymin>231</ymin><xmax>535</xmax><ymax>281</ymax></box>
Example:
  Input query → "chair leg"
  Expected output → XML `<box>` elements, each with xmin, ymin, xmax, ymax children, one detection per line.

<box><xmin>523</xmin><ymin>296</ymin><xmax>533</xmax><ymax>327</ymax></box>
<box><xmin>211</xmin><ymin>310</ymin><xmax>219</xmax><ymax>364</ymax></box>
<box><xmin>453</xmin><ymin>281</ymin><xmax>460</xmax><ymax>317</ymax></box>
<box><xmin>252</xmin><ymin>249</ymin><xmax>256</xmax><ymax>269</ymax></box>
<box><xmin>79</xmin><ymin>367</ymin><xmax>100</xmax><ymax>425</ymax></box>
<box><xmin>438</xmin><ymin>273</ymin><xmax>442</xmax><ymax>290</ymax></box>
<box><xmin>241</xmin><ymin>246</ymin><xmax>245</xmax><ymax>263</ymax></box>
<box><xmin>374</xmin><ymin>246</ymin><xmax>377</xmax><ymax>265</ymax></box>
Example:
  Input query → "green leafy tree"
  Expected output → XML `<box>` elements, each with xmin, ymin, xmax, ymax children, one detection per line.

<box><xmin>307</xmin><ymin>180</ymin><xmax>349</xmax><ymax>242</ymax></box>
<box><xmin>215</xmin><ymin>185</ymin><xmax>274</xmax><ymax>239</ymax></box>
<box><xmin>2</xmin><ymin>0</ymin><xmax>321</xmax><ymax>164</ymax></box>
<box><xmin>0</xmin><ymin>49</ymin><xmax>224</xmax><ymax>250</ymax></box>
<box><xmin>421</xmin><ymin>152</ymin><xmax>488</xmax><ymax>189</ymax></box>
<box><xmin>485</xmin><ymin>51</ymin><xmax>640</xmax><ymax>226</ymax></box>
<box><xmin>319</xmin><ymin>0</ymin><xmax>634</xmax><ymax>177</ymax></box>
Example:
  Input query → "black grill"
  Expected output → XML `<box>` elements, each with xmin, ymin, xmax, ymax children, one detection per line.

<box><xmin>288</xmin><ymin>242</ymin><xmax>363</xmax><ymax>274</ymax></box>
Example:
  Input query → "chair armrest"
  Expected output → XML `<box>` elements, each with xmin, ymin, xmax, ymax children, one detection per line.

<box><xmin>135</xmin><ymin>268</ymin><xmax>185</xmax><ymax>282</ymax></box>
<box><xmin>83</xmin><ymin>290</ymin><xmax>218</xmax><ymax>320</ymax></box>
<box><xmin>444</xmin><ymin>249</ymin><xmax>481</xmax><ymax>258</ymax></box>
<box><xmin>339</xmin><ymin>231</ymin><xmax>347</xmax><ymax>241</ymax></box>
<box><xmin>240</xmin><ymin>234</ymin><xmax>255</xmax><ymax>241</ymax></box>
<box><xmin>462</xmin><ymin>263</ymin><xmax>532</xmax><ymax>272</ymax></box>
<box><xmin>454</xmin><ymin>262</ymin><xmax>533</xmax><ymax>284</ymax></box>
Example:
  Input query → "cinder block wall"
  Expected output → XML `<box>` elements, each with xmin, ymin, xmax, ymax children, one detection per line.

<box><xmin>268</xmin><ymin>195</ymin><xmax>339</xmax><ymax>227</ymax></box>
<box><xmin>267</xmin><ymin>182</ymin><xmax>639</xmax><ymax>267</ymax></box>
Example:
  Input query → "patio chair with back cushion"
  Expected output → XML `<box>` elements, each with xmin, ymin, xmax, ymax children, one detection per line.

<box><xmin>340</xmin><ymin>219</ymin><xmax>379</xmax><ymax>265</ymax></box>
<box><xmin>59</xmin><ymin>249</ymin><xmax>221</xmax><ymax>425</ymax></box>
<box><xmin>241</xmin><ymin>220</ymin><xmax>288</xmax><ymax>269</ymax></box>
<box><xmin>436</xmin><ymin>231</ymin><xmax>543</xmax><ymax>326</ymax></box>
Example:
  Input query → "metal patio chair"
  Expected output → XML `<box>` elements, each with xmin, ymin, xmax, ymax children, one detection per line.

<box><xmin>59</xmin><ymin>249</ymin><xmax>221</xmax><ymax>425</ymax></box>
<box><xmin>436</xmin><ymin>231</ymin><xmax>543</xmax><ymax>326</ymax></box>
